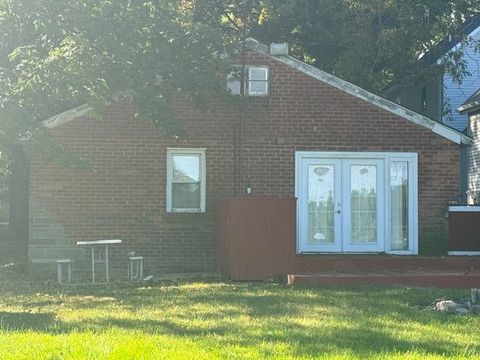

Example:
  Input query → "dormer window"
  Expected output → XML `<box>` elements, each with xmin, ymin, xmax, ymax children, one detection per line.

<box><xmin>227</xmin><ymin>66</ymin><xmax>269</xmax><ymax>97</ymax></box>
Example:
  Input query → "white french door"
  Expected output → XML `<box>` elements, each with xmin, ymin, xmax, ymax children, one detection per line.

<box><xmin>342</xmin><ymin>159</ymin><xmax>384</xmax><ymax>252</ymax></box>
<box><xmin>298</xmin><ymin>158</ymin><xmax>342</xmax><ymax>252</ymax></box>
<box><xmin>296</xmin><ymin>152</ymin><xmax>418</xmax><ymax>254</ymax></box>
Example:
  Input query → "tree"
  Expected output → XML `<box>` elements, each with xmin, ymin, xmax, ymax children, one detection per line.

<box><xmin>195</xmin><ymin>0</ymin><xmax>480</xmax><ymax>92</ymax></box>
<box><xmin>2</xmin><ymin>0</ymin><xmax>480</xmax><ymax>166</ymax></box>
<box><xmin>0</xmin><ymin>0</ymin><xmax>227</xmax><ymax>166</ymax></box>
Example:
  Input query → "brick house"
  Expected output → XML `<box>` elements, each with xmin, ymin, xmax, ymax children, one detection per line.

<box><xmin>28</xmin><ymin>39</ymin><xmax>472</xmax><ymax>278</ymax></box>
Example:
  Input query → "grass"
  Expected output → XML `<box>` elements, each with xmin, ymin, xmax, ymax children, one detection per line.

<box><xmin>0</xmin><ymin>275</ymin><xmax>479</xmax><ymax>359</ymax></box>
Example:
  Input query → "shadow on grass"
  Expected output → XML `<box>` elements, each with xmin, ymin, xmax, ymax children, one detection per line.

<box><xmin>0</xmin><ymin>282</ymin><xmax>477</xmax><ymax>358</ymax></box>
<box><xmin>75</xmin><ymin>317</ymin><xmax>228</xmax><ymax>336</ymax></box>
<box><xmin>0</xmin><ymin>311</ymin><xmax>57</xmax><ymax>331</ymax></box>
<box><xmin>53</xmin><ymin>313</ymin><xmax>466</xmax><ymax>358</ymax></box>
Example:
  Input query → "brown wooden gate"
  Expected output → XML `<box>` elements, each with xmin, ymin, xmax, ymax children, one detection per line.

<box><xmin>216</xmin><ymin>197</ymin><xmax>296</xmax><ymax>280</ymax></box>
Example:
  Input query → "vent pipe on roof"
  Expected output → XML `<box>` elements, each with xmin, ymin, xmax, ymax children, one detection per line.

<box><xmin>270</xmin><ymin>43</ymin><xmax>289</xmax><ymax>56</ymax></box>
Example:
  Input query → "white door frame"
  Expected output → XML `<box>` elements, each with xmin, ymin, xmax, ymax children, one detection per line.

<box><xmin>295</xmin><ymin>151</ymin><xmax>418</xmax><ymax>255</ymax></box>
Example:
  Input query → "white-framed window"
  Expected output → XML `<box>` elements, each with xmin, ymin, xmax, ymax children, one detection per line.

<box><xmin>248</xmin><ymin>67</ymin><xmax>268</xmax><ymax>96</ymax></box>
<box><xmin>227</xmin><ymin>66</ymin><xmax>269</xmax><ymax>96</ymax></box>
<box><xmin>166</xmin><ymin>148</ymin><xmax>206</xmax><ymax>213</ymax></box>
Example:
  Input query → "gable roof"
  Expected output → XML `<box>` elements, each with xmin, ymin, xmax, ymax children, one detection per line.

<box><xmin>458</xmin><ymin>88</ymin><xmax>480</xmax><ymax>113</ymax></box>
<box><xmin>245</xmin><ymin>39</ymin><xmax>471</xmax><ymax>145</ymax></box>
<box><xmin>44</xmin><ymin>38</ymin><xmax>472</xmax><ymax>145</ymax></box>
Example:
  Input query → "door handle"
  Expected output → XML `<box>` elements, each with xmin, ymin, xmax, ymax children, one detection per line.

<box><xmin>336</xmin><ymin>208</ymin><xmax>341</xmax><ymax>214</ymax></box>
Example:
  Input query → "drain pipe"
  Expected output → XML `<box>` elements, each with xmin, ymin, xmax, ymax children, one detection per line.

<box><xmin>234</xmin><ymin>0</ymin><xmax>249</xmax><ymax>196</ymax></box>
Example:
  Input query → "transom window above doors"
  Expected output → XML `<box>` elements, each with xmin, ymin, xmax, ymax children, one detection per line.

<box><xmin>295</xmin><ymin>152</ymin><xmax>418</xmax><ymax>255</ymax></box>
<box><xmin>166</xmin><ymin>148</ymin><xmax>206</xmax><ymax>213</ymax></box>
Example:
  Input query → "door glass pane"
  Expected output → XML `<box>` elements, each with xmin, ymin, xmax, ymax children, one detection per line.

<box><xmin>308</xmin><ymin>165</ymin><xmax>335</xmax><ymax>244</ymax></box>
<box><xmin>390</xmin><ymin>162</ymin><xmax>409</xmax><ymax>250</ymax></box>
<box><xmin>350</xmin><ymin>165</ymin><xmax>377</xmax><ymax>243</ymax></box>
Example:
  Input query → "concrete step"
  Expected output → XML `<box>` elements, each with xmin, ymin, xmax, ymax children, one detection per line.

<box><xmin>287</xmin><ymin>271</ymin><xmax>480</xmax><ymax>288</ymax></box>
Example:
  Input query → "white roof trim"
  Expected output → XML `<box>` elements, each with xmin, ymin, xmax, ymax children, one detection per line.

<box><xmin>245</xmin><ymin>38</ymin><xmax>472</xmax><ymax>145</ymax></box>
<box><xmin>43</xmin><ymin>103</ymin><xmax>92</xmax><ymax>129</ymax></box>
<box><xmin>458</xmin><ymin>100</ymin><xmax>480</xmax><ymax>113</ymax></box>
<box><xmin>432</xmin><ymin>123</ymin><xmax>462</xmax><ymax>143</ymax></box>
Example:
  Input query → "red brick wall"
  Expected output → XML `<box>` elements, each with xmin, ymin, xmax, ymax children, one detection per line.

<box><xmin>29</xmin><ymin>50</ymin><xmax>460</xmax><ymax>274</ymax></box>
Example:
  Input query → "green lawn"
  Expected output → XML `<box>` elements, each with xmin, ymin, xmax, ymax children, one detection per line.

<box><xmin>0</xmin><ymin>276</ymin><xmax>478</xmax><ymax>359</ymax></box>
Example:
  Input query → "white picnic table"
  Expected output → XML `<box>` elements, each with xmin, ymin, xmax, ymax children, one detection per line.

<box><xmin>76</xmin><ymin>239</ymin><xmax>122</xmax><ymax>284</ymax></box>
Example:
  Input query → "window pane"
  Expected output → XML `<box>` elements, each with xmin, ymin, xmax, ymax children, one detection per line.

<box><xmin>308</xmin><ymin>165</ymin><xmax>335</xmax><ymax>244</ymax></box>
<box><xmin>172</xmin><ymin>183</ymin><xmax>200</xmax><ymax>209</ymax></box>
<box><xmin>227</xmin><ymin>67</ymin><xmax>243</xmax><ymax>95</ymax></box>
<box><xmin>249</xmin><ymin>68</ymin><xmax>267</xmax><ymax>81</ymax></box>
<box><xmin>350</xmin><ymin>165</ymin><xmax>377</xmax><ymax>243</ymax></box>
<box><xmin>227</xmin><ymin>79</ymin><xmax>241</xmax><ymax>95</ymax></box>
<box><xmin>173</xmin><ymin>155</ymin><xmax>200</xmax><ymax>182</ymax></box>
<box><xmin>249</xmin><ymin>80</ymin><xmax>267</xmax><ymax>95</ymax></box>
<box><xmin>390</xmin><ymin>162</ymin><xmax>409</xmax><ymax>250</ymax></box>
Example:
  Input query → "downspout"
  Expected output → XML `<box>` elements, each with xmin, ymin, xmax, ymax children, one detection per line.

<box><xmin>234</xmin><ymin>0</ymin><xmax>248</xmax><ymax>195</ymax></box>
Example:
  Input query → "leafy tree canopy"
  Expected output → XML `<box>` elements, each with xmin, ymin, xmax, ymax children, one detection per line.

<box><xmin>0</xmin><ymin>0</ymin><xmax>227</xmax><ymax>167</ymax></box>
<box><xmin>195</xmin><ymin>0</ymin><xmax>480</xmax><ymax>92</ymax></box>
<box><xmin>1</xmin><ymin>0</ymin><xmax>480</xmax><ymax>169</ymax></box>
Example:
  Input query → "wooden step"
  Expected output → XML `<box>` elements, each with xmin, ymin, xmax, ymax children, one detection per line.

<box><xmin>287</xmin><ymin>271</ymin><xmax>480</xmax><ymax>288</ymax></box>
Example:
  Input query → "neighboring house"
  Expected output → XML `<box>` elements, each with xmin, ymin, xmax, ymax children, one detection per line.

<box><xmin>459</xmin><ymin>88</ymin><xmax>480</xmax><ymax>204</ymax></box>
<box><xmin>385</xmin><ymin>13</ymin><xmax>480</xmax><ymax>129</ymax></box>
<box><xmin>27</xmin><ymin>39</ymin><xmax>471</xmax><ymax>278</ymax></box>
<box><xmin>384</xmin><ymin>13</ymin><xmax>480</xmax><ymax>202</ymax></box>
